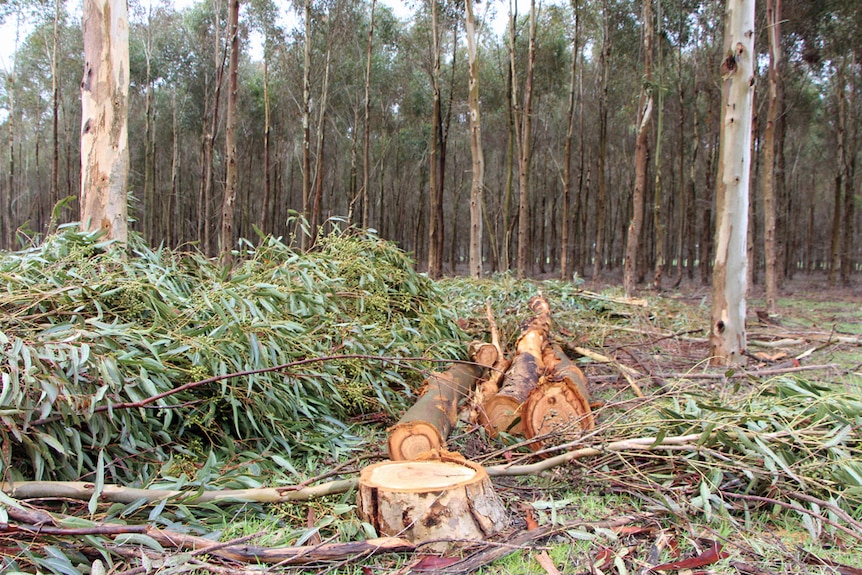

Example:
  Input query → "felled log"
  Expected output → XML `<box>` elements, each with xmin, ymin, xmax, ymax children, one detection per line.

<box><xmin>522</xmin><ymin>345</ymin><xmax>594</xmax><ymax>451</ymax></box>
<box><xmin>357</xmin><ymin>452</ymin><xmax>509</xmax><ymax>550</ymax></box>
<box><xmin>388</xmin><ymin>362</ymin><xmax>485</xmax><ymax>460</ymax></box>
<box><xmin>481</xmin><ymin>294</ymin><xmax>551</xmax><ymax>435</ymax></box>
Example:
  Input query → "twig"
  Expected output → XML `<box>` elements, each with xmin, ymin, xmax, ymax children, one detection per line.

<box><xmin>659</xmin><ymin>364</ymin><xmax>839</xmax><ymax>380</ymax></box>
<box><xmin>573</xmin><ymin>346</ymin><xmax>645</xmax><ymax>397</ymax></box>
<box><xmin>434</xmin><ymin>514</ymin><xmax>653</xmax><ymax>575</ymax></box>
<box><xmin>720</xmin><ymin>492</ymin><xmax>862</xmax><ymax>543</ymax></box>
<box><xmin>144</xmin><ymin>527</ymin><xmax>416</xmax><ymax>564</ymax></box>
<box><xmin>1</xmin><ymin>523</ymin><xmax>148</xmax><ymax>536</ymax></box>
<box><xmin>786</xmin><ymin>491</ymin><xmax>862</xmax><ymax>534</ymax></box>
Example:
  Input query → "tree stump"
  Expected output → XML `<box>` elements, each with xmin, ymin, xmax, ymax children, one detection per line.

<box><xmin>357</xmin><ymin>454</ymin><xmax>509</xmax><ymax>550</ymax></box>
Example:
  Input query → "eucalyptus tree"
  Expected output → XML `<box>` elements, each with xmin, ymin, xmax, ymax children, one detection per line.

<box><xmin>80</xmin><ymin>0</ymin><xmax>130</xmax><ymax>245</ymax></box>
<box><xmin>219</xmin><ymin>0</ymin><xmax>240</xmax><ymax>266</ymax></box>
<box><xmin>762</xmin><ymin>0</ymin><xmax>781</xmax><ymax>313</ymax></box>
<box><xmin>513</xmin><ymin>0</ymin><xmax>536</xmax><ymax>278</ymax></box>
<box><xmin>465</xmin><ymin>0</ymin><xmax>484</xmax><ymax>278</ymax></box>
<box><xmin>709</xmin><ymin>0</ymin><xmax>755</xmax><ymax>366</ymax></box>
<box><xmin>623</xmin><ymin>0</ymin><xmax>654</xmax><ymax>297</ymax></box>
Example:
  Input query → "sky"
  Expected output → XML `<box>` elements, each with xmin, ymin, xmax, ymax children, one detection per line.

<box><xmin>0</xmin><ymin>0</ymin><xmax>532</xmax><ymax>87</ymax></box>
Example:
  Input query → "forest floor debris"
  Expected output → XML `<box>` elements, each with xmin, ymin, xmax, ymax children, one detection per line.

<box><xmin>1</xmin><ymin>231</ymin><xmax>861</xmax><ymax>574</ymax></box>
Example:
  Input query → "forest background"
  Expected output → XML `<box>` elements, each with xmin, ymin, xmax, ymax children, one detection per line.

<box><xmin>0</xmin><ymin>0</ymin><xmax>859</xmax><ymax>287</ymax></box>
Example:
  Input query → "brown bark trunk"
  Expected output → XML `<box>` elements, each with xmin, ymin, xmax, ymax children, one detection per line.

<box><xmin>361</xmin><ymin>0</ymin><xmax>377</xmax><ymax>229</ymax></box>
<box><xmin>310</xmin><ymin>48</ymin><xmax>331</xmax><ymax>245</ymax></box>
<box><xmin>624</xmin><ymin>0</ymin><xmax>654</xmax><ymax>297</ymax></box>
<box><xmin>762</xmin><ymin>0</ymin><xmax>781</xmax><ymax>313</ymax></box>
<box><xmin>593</xmin><ymin>0</ymin><xmax>611</xmax><ymax>278</ymax></box>
<box><xmin>515</xmin><ymin>0</ymin><xmax>536</xmax><ymax>278</ymax></box>
<box><xmin>481</xmin><ymin>294</ymin><xmax>551</xmax><ymax>436</ymax></box>
<box><xmin>301</xmin><ymin>0</ymin><xmax>312</xmax><ymax>250</ymax></box>
<box><xmin>427</xmin><ymin>0</ymin><xmax>443</xmax><ymax>278</ymax></box>
<box><xmin>262</xmin><ymin>58</ymin><xmax>272</xmax><ymax>234</ymax></box>
<box><xmin>561</xmin><ymin>0</ymin><xmax>580</xmax><ymax>281</ymax></box>
<box><xmin>466</xmin><ymin>0</ymin><xmax>484</xmax><ymax>279</ymax></box>
<box><xmin>220</xmin><ymin>0</ymin><xmax>239</xmax><ymax>267</ymax></box>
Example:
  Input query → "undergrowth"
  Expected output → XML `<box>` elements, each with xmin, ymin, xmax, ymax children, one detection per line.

<box><xmin>0</xmin><ymin>225</ymin><xmax>464</xmax><ymax>484</ymax></box>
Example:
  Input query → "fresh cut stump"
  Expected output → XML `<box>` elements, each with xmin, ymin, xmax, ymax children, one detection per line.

<box><xmin>357</xmin><ymin>454</ymin><xmax>509</xmax><ymax>550</ymax></box>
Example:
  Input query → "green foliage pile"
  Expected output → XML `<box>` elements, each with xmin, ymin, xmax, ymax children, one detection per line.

<box><xmin>0</xmin><ymin>226</ymin><xmax>464</xmax><ymax>483</ymax></box>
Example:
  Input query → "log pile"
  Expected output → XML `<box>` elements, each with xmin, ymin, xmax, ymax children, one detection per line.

<box><xmin>373</xmin><ymin>293</ymin><xmax>593</xmax><ymax>549</ymax></box>
<box><xmin>387</xmin><ymin>293</ymin><xmax>594</xmax><ymax>458</ymax></box>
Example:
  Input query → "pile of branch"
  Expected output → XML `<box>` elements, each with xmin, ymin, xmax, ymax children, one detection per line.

<box><xmin>387</xmin><ymin>294</ymin><xmax>594</xmax><ymax>460</ymax></box>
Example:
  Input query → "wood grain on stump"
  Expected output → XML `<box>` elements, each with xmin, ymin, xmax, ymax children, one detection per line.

<box><xmin>357</xmin><ymin>456</ymin><xmax>509</xmax><ymax>550</ymax></box>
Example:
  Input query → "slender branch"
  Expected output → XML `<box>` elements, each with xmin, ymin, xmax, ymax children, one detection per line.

<box><xmin>25</xmin><ymin>354</ymin><xmax>467</xmax><ymax>427</ymax></box>
<box><xmin>721</xmin><ymin>491</ymin><xmax>862</xmax><ymax>543</ymax></box>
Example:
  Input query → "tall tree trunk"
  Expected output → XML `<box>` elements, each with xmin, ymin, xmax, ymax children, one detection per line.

<box><xmin>466</xmin><ymin>0</ymin><xmax>484</xmax><ymax>279</ymax></box>
<box><xmin>80</xmin><ymin>0</ymin><xmax>130</xmax><ymax>245</ymax></box>
<box><xmin>427</xmin><ymin>0</ymin><xmax>443</xmax><ymax>278</ymax></box>
<box><xmin>262</xmin><ymin>57</ymin><xmax>272</xmax><ymax>234</ymax></box>
<box><xmin>709</xmin><ymin>0</ymin><xmax>755</xmax><ymax>367</ymax></box>
<box><xmin>651</xmin><ymin>0</ymin><xmax>665</xmax><ymax>290</ymax></box>
<box><xmin>561</xmin><ymin>0</ymin><xmax>580</xmax><ymax>281</ymax></box>
<box><xmin>828</xmin><ymin>62</ymin><xmax>846</xmax><ymax>286</ymax></box>
<box><xmin>51</xmin><ymin>0</ymin><xmax>61</xmax><ymax>213</ymax></box>
<box><xmin>762</xmin><ymin>0</ymin><xmax>781</xmax><ymax>314</ymax></box>
<box><xmin>198</xmin><ymin>0</ymin><xmax>225</xmax><ymax>255</ymax></box>
<box><xmin>310</xmin><ymin>48</ymin><xmax>332</xmax><ymax>245</ymax></box>
<box><xmin>501</xmin><ymin>0</ymin><xmax>517</xmax><ymax>272</ymax></box>
<box><xmin>515</xmin><ymin>0</ymin><xmax>537</xmax><ymax>277</ymax></box>
<box><xmin>624</xmin><ymin>0</ymin><xmax>654</xmax><ymax>297</ymax></box>
<box><xmin>142</xmin><ymin>2</ymin><xmax>155</xmax><ymax>244</ymax></box>
<box><xmin>170</xmin><ymin>89</ymin><xmax>179</xmax><ymax>247</ymax></box>
<box><xmin>361</xmin><ymin>0</ymin><xmax>377</xmax><ymax>229</ymax></box>
<box><xmin>301</xmin><ymin>0</ymin><xmax>312</xmax><ymax>250</ymax></box>
<box><xmin>220</xmin><ymin>0</ymin><xmax>240</xmax><ymax>267</ymax></box>
<box><xmin>593</xmin><ymin>0</ymin><xmax>610</xmax><ymax>278</ymax></box>
<box><xmin>840</xmin><ymin>55</ymin><xmax>857</xmax><ymax>285</ymax></box>
<box><xmin>2</xmin><ymin>13</ymin><xmax>20</xmax><ymax>249</ymax></box>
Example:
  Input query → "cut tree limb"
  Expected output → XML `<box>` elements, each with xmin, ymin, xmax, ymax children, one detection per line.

<box><xmin>388</xmin><ymin>361</ymin><xmax>486</xmax><ymax>460</ymax></box>
<box><xmin>469</xmin><ymin>302</ymin><xmax>512</xmax><ymax>424</ymax></box>
<box><xmin>522</xmin><ymin>345</ymin><xmax>594</xmax><ymax>451</ymax></box>
<box><xmin>482</xmin><ymin>294</ymin><xmax>552</xmax><ymax>435</ymax></box>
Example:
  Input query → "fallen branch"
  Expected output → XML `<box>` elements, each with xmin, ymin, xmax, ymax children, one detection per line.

<box><xmin>25</xmin><ymin>354</ymin><xmax>473</xmax><ymax>428</ymax></box>
<box><xmin>720</xmin><ymin>492</ymin><xmax>862</xmax><ymax>543</ymax></box>
<box><xmin>2</xmin><ymin>478</ymin><xmax>359</xmax><ymax>505</ymax></box>
<box><xmin>143</xmin><ymin>527</ymin><xmax>416</xmax><ymax>564</ymax></box>
<box><xmin>574</xmin><ymin>346</ymin><xmax>644</xmax><ymax>397</ymax></box>
<box><xmin>660</xmin><ymin>364</ymin><xmax>840</xmax><ymax>380</ymax></box>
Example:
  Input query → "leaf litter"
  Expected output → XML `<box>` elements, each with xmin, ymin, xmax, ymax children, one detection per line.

<box><xmin>1</xmin><ymin>228</ymin><xmax>861</xmax><ymax>573</ymax></box>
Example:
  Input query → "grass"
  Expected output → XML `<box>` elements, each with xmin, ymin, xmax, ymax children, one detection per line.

<box><xmin>1</xmin><ymin>230</ymin><xmax>861</xmax><ymax>574</ymax></box>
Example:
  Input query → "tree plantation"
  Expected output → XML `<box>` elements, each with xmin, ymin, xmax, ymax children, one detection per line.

<box><xmin>0</xmin><ymin>0</ymin><xmax>859</xmax><ymax>285</ymax></box>
<box><xmin>2</xmin><ymin>2</ymin><xmax>862</xmax><ymax>572</ymax></box>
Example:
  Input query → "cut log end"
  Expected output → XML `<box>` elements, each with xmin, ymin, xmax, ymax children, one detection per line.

<box><xmin>522</xmin><ymin>375</ymin><xmax>594</xmax><ymax>452</ymax></box>
<box><xmin>481</xmin><ymin>394</ymin><xmax>523</xmax><ymax>436</ymax></box>
<box><xmin>357</xmin><ymin>458</ymin><xmax>509</xmax><ymax>550</ymax></box>
<box><xmin>388</xmin><ymin>422</ymin><xmax>443</xmax><ymax>461</ymax></box>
